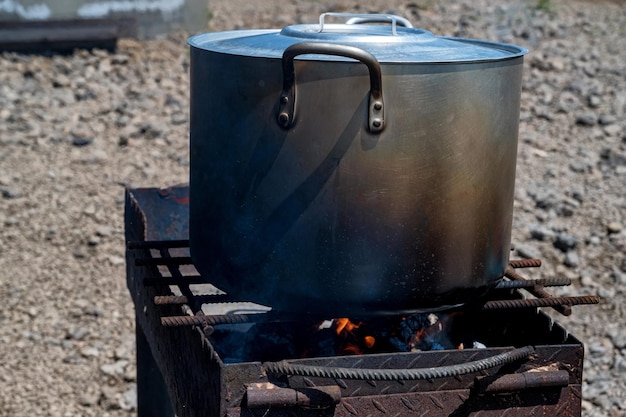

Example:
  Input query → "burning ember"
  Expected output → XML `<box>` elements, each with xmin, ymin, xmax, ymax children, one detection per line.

<box><xmin>329</xmin><ymin>318</ymin><xmax>375</xmax><ymax>355</ymax></box>
<box><xmin>391</xmin><ymin>313</ymin><xmax>461</xmax><ymax>351</ymax></box>
<box><xmin>210</xmin><ymin>311</ymin><xmax>488</xmax><ymax>363</ymax></box>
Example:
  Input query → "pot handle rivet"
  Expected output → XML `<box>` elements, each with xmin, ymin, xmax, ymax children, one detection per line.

<box><xmin>277</xmin><ymin>112</ymin><xmax>290</xmax><ymax>127</ymax></box>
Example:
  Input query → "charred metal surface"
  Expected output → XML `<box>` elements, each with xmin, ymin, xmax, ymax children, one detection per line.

<box><xmin>279</xmin><ymin>343</ymin><xmax>583</xmax><ymax>397</ymax></box>
<box><xmin>126</xmin><ymin>186</ymin><xmax>587</xmax><ymax>417</ymax></box>
<box><xmin>227</xmin><ymin>385</ymin><xmax>582</xmax><ymax>416</ymax></box>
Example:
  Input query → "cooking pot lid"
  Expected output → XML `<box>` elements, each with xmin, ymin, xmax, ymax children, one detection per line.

<box><xmin>188</xmin><ymin>13</ymin><xmax>527</xmax><ymax>63</ymax></box>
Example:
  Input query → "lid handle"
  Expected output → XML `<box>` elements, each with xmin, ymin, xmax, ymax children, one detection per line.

<box><xmin>318</xmin><ymin>12</ymin><xmax>413</xmax><ymax>36</ymax></box>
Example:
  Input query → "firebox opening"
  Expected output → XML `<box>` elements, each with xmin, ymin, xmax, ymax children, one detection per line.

<box><xmin>209</xmin><ymin>305</ymin><xmax>574</xmax><ymax>364</ymax></box>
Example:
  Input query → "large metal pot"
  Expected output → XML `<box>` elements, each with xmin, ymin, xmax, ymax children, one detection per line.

<box><xmin>188</xmin><ymin>13</ymin><xmax>527</xmax><ymax>316</ymax></box>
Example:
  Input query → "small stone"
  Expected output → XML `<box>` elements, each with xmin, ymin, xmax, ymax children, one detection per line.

<box><xmin>557</xmin><ymin>198</ymin><xmax>580</xmax><ymax>217</ymax></box>
<box><xmin>84</xmin><ymin>306</ymin><xmax>104</xmax><ymax>317</ymax></box>
<box><xmin>45</xmin><ymin>227</ymin><xmax>58</xmax><ymax>240</ymax></box>
<box><xmin>111</xmin><ymin>54</ymin><xmax>129</xmax><ymax>65</ymax></box>
<box><xmin>587</xmin><ymin>341</ymin><xmax>608</xmax><ymax>357</ymax></box>
<box><xmin>613</xmin><ymin>267</ymin><xmax>626</xmax><ymax>285</ymax></box>
<box><xmin>568</xmin><ymin>161</ymin><xmax>588</xmax><ymax>174</ymax></box>
<box><xmin>108</xmin><ymin>255</ymin><xmax>125</xmax><ymax>266</ymax></box>
<box><xmin>80</xmin><ymin>347</ymin><xmax>99</xmax><ymax>358</ymax></box>
<box><xmin>586</xmin><ymin>235</ymin><xmax>601</xmax><ymax>245</ymax></box>
<box><xmin>62</xmin><ymin>355</ymin><xmax>83</xmax><ymax>365</ymax></box>
<box><xmin>67</xmin><ymin>327</ymin><xmax>90</xmax><ymax>341</ymax></box>
<box><xmin>119</xmin><ymin>385</ymin><xmax>138</xmax><ymax>411</ymax></box>
<box><xmin>557</xmin><ymin>91</ymin><xmax>581</xmax><ymax>113</ymax></box>
<box><xmin>570</xmin><ymin>188</ymin><xmax>585</xmax><ymax>203</ymax></box>
<box><xmin>580</xmin><ymin>273</ymin><xmax>597</xmax><ymax>288</ymax></box>
<box><xmin>610</xmin><ymin>332</ymin><xmax>626</xmax><ymax>350</ymax></box>
<box><xmin>576</xmin><ymin>112</ymin><xmax>598</xmax><ymax>126</ymax></box>
<box><xmin>598</xmin><ymin>286</ymin><xmax>616</xmax><ymax>299</ymax></box>
<box><xmin>554</xmin><ymin>234</ymin><xmax>579</xmax><ymax>252</ymax></box>
<box><xmin>598</xmin><ymin>114</ymin><xmax>616</xmax><ymax>125</ymax></box>
<box><xmin>95</xmin><ymin>225</ymin><xmax>112</xmax><ymax>237</ymax></box>
<box><xmin>114</xmin><ymin>341</ymin><xmax>133</xmax><ymax>360</ymax></box>
<box><xmin>87</xmin><ymin>235</ymin><xmax>100</xmax><ymax>246</ymax></box>
<box><xmin>564</xmin><ymin>252</ymin><xmax>580</xmax><ymax>268</ymax></box>
<box><xmin>515</xmin><ymin>244</ymin><xmax>542</xmax><ymax>260</ymax></box>
<box><xmin>602</xmin><ymin>149</ymin><xmax>626</xmax><ymax>169</ymax></box>
<box><xmin>78</xmin><ymin>392</ymin><xmax>99</xmax><ymax>407</ymax></box>
<box><xmin>71</xmin><ymin>136</ymin><xmax>93</xmax><ymax>147</ymax></box>
<box><xmin>100</xmin><ymin>360</ymin><xmax>129</xmax><ymax>377</ymax></box>
<box><xmin>533</xmin><ymin>191</ymin><xmax>558</xmax><ymax>210</ymax></box>
<box><xmin>73</xmin><ymin>248</ymin><xmax>88</xmax><ymax>259</ymax></box>
<box><xmin>614</xmin><ymin>356</ymin><xmax>626</xmax><ymax>373</ymax></box>
<box><xmin>1</xmin><ymin>186</ymin><xmax>22</xmax><ymax>199</ymax></box>
<box><xmin>603</xmin><ymin>124</ymin><xmax>623</xmax><ymax>136</ymax></box>
<box><xmin>52</xmin><ymin>74</ymin><xmax>71</xmax><ymax>88</ymax></box>
<box><xmin>607</xmin><ymin>222</ymin><xmax>622</xmax><ymax>234</ymax></box>
<box><xmin>588</xmin><ymin>95</ymin><xmax>602</xmax><ymax>108</ymax></box>
<box><xmin>4</xmin><ymin>216</ymin><xmax>19</xmax><ymax>226</ymax></box>
<box><xmin>100</xmin><ymin>385</ymin><xmax>121</xmax><ymax>410</ymax></box>
<box><xmin>171</xmin><ymin>112</ymin><xmax>187</xmax><ymax>125</ymax></box>
<box><xmin>529</xmin><ymin>225</ymin><xmax>556</xmax><ymax>241</ymax></box>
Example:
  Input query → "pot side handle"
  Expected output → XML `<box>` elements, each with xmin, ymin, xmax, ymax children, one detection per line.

<box><xmin>277</xmin><ymin>42</ymin><xmax>385</xmax><ymax>134</ymax></box>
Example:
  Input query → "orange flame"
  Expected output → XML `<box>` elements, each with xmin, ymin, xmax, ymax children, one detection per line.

<box><xmin>332</xmin><ymin>318</ymin><xmax>375</xmax><ymax>355</ymax></box>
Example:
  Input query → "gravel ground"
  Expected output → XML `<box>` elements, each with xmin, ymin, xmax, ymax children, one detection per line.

<box><xmin>0</xmin><ymin>0</ymin><xmax>624</xmax><ymax>416</ymax></box>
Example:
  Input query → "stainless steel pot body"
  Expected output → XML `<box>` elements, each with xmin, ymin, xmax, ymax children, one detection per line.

<box><xmin>188</xmin><ymin>23</ymin><xmax>525</xmax><ymax>315</ymax></box>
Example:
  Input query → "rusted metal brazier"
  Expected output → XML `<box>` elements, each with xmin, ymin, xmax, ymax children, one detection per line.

<box><xmin>188</xmin><ymin>13</ymin><xmax>528</xmax><ymax>315</ymax></box>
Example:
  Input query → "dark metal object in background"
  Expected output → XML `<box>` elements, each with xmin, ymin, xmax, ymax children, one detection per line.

<box><xmin>126</xmin><ymin>186</ymin><xmax>591</xmax><ymax>417</ymax></box>
<box><xmin>0</xmin><ymin>18</ymin><xmax>136</xmax><ymax>53</ymax></box>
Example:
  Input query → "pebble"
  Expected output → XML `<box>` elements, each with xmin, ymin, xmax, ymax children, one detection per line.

<box><xmin>1</xmin><ymin>186</ymin><xmax>22</xmax><ymax>199</ymax></box>
<box><xmin>73</xmin><ymin>248</ymin><xmax>88</xmax><ymax>259</ymax></box>
<box><xmin>515</xmin><ymin>244</ymin><xmax>542</xmax><ymax>260</ymax></box>
<box><xmin>100</xmin><ymin>360</ymin><xmax>129</xmax><ymax>377</ymax></box>
<box><xmin>553</xmin><ymin>233</ymin><xmax>579</xmax><ymax>252</ymax></box>
<box><xmin>607</xmin><ymin>222</ymin><xmax>622</xmax><ymax>234</ymax></box>
<box><xmin>609</xmin><ymin>332</ymin><xmax>626</xmax><ymax>350</ymax></box>
<box><xmin>529</xmin><ymin>225</ymin><xmax>556</xmax><ymax>241</ymax></box>
<box><xmin>67</xmin><ymin>327</ymin><xmax>90</xmax><ymax>341</ymax></box>
<box><xmin>614</xmin><ymin>356</ymin><xmax>626</xmax><ymax>373</ymax></box>
<box><xmin>576</xmin><ymin>112</ymin><xmax>598</xmax><ymax>126</ymax></box>
<box><xmin>603</xmin><ymin>124</ymin><xmax>623</xmax><ymax>136</ymax></box>
<box><xmin>119</xmin><ymin>384</ymin><xmax>138</xmax><ymax>411</ymax></box>
<box><xmin>71</xmin><ymin>136</ymin><xmax>93</xmax><ymax>147</ymax></box>
<box><xmin>78</xmin><ymin>392</ymin><xmax>100</xmax><ymax>407</ymax></box>
<box><xmin>588</xmin><ymin>95</ymin><xmax>602</xmax><ymax>108</ymax></box>
<box><xmin>564</xmin><ymin>251</ymin><xmax>580</xmax><ymax>267</ymax></box>
<box><xmin>80</xmin><ymin>347</ymin><xmax>100</xmax><ymax>358</ymax></box>
<box><xmin>95</xmin><ymin>225</ymin><xmax>113</xmax><ymax>237</ymax></box>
